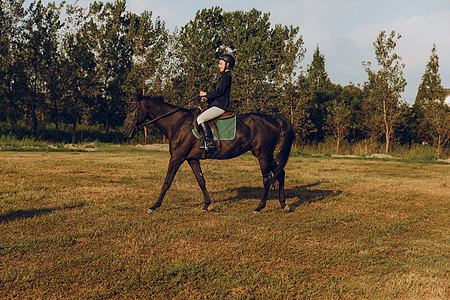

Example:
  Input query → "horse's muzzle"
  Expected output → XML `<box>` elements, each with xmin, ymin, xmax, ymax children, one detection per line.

<box><xmin>122</xmin><ymin>128</ymin><xmax>134</xmax><ymax>138</ymax></box>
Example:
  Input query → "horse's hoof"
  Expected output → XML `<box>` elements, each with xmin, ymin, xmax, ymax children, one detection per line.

<box><xmin>147</xmin><ymin>208</ymin><xmax>155</xmax><ymax>213</ymax></box>
<box><xmin>284</xmin><ymin>205</ymin><xmax>291</xmax><ymax>213</ymax></box>
<box><xmin>202</xmin><ymin>209</ymin><xmax>209</xmax><ymax>213</ymax></box>
<box><xmin>253</xmin><ymin>210</ymin><xmax>261</xmax><ymax>214</ymax></box>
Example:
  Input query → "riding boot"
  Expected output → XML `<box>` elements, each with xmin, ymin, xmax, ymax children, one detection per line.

<box><xmin>199</xmin><ymin>122</ymin><xmax>216</xmax><ymax>152</ymax></box>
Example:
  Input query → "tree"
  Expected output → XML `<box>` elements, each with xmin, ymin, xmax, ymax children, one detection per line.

<box><xmin>172</xmin><ymin>8</ymin><xmax>304</xmax><ymax>115</ymax></box>
<box><xmin>222</xmin><ymin>9</ymin><xmax>272</xmax><ymax>113</ymax></box>
<box><xmin>40</xmin><ymin>2</ymin><xmax>65</xmax><ymax>135</ymax></box>
<box><xmin>339</xmin><ymin>84</ymin><xmax>366</xmax><ymax>142</ymax></box>
<box><xmin>0</xmin><ymin>0</ymin><xmax>25</xmax><ymax>131</ymax></box>
<box><xmin>60</xmin><ymin>2</ymin><xmax>99</xmax><ymax>142</ymax></box>
<box><xmin>307</xmin><ymin>45</ymin><xmax>331</xmax><ymax>92</ymax></box>
<box><xmin>122</xmin><ymin>9</ymin><xmax>168</xmax><ymax>143</ymax></box>
<box><xmin>21</xmin><ymin>0</ymin><xmax>64</xmax><ymax>135</ymax></box>
<box><xmin>283</xmin><ymin>73</ymin><xmax>313</xmax><ymax>144</ymax></box>
<box><xmin>427</xmin><ymin>102</ymin><xmax>450</xmax><ymax>158</ymax></box>
<box><xmin>305</xmin><ymin>45</ymin><xmax>336</xmax><ymax>142</ymax></box>
<box><xmin>226</xmin><ymin>10</ymin><xmax>304</xmax><ymax>114</ymax></box>
<box><xmin>171</xmin><ymin>7</ymin><xmax>223</xmax><ymax>107</ymax></box>
<box><xmin>326</xmin><ymin>96</ymin><xmax>351</xmax><ymax>153</ymax></box>
<box><xmin>414</xmin><ymin>44</ymin><xmax>448</xmax><ymax>146</ymax></box>
<box><xmin>362</xmin><ymin>31</ymin><xmax>407</xmax><ymax>153</ymax></box>
<box><xmin>90</xmin><ymin>0</ymin><xmax>135</xmax><ymax>133</ymax></box>
<box><xmin>415</xmin><ymin>44</ymin><xmax>446</xmax><ymax>107</ymax></box>
<box><xmin>272</xmin><ymin>23</ymin><xmax>305</xmax><ymax>125</ymax></box>
<box><xmin>126</xmin><ymin>10</ymin><xmax>168</xmax><ymax>96</ymax></box>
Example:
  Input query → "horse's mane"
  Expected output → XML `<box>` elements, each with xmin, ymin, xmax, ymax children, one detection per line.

<box><xmin>141</xmin><ymin>94</ymin><xmax>164</xmax><ymax>102</ymax></box>
<box><xmin>142</xmin><ymin>94</ymin><xmax>195</xmax><ymax>113</ymax></box>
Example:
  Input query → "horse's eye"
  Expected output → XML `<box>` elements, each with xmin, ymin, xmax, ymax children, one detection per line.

<box><xmin>128</xmin><ymin>105</ymin><xmax>137</xmax><ymax>113</ymax></box>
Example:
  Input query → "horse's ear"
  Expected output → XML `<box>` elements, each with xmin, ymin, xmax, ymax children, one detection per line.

<box><xmin>134</xmin><ymin>90</ymin><xmax>143</xmax><ymax>101</ymax></box>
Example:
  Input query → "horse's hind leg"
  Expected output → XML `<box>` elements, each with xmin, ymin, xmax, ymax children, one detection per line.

<box><xmin>270</xmin><ymin>160</ymin><xmax>290</xmax><ymax>212</ymax></box>
<box><xmin>254</xmin><ymin>157</ymin><xmax>272</xmax><ymax>213</ymax></box>
<box><xmin>277</xmin><ymin>169</ymin><xmax>290</xmax><ymax>212</ymax></box>
<box><xmin>187</xmin><ymin>159</ymin><xmax>211</xmax><ymax>211</ymax></box>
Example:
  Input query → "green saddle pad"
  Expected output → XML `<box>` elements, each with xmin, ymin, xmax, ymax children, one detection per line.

<box><xmin>192</xmin><ymin>116</ymin><xmax>237</xmax><ymax>140</ymax></box>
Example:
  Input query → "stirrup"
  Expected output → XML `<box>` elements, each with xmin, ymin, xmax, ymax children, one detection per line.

<box><xmin>199</xmin><ymin>139</ymin><xmax>216</xmax><ymax>152</ymax></box>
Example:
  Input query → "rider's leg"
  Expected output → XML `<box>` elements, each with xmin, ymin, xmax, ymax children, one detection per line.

<box><xmin>199</xmin><ymin>122</ymin><xmax>216</xmax><ymax>151</ymax></box>
<box><xmin>196</xmin><ymin>107</ymin><xmax>225</xmax><ymax>125</ymax></box>
<box><xmin>197</xmin><ymin>107</ymin><xmax>225</xmax><ymax>152</ymax></box>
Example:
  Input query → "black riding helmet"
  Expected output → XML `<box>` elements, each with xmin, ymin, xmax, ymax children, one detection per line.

<box><xmin>219</xmin><ymin>54</ymin><xmax>235</xmax><ymax>69</ymax></box>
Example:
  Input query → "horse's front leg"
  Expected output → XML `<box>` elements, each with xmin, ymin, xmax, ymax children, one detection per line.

<box><xmin>148</xmin><ymin>157</ymin><xmax>184</xmax><ymax>213</ymax></box>
<box><xmin>187</xmin><ymin>159</ymin><xmax>212</xmax><ymax>211</ymax></box>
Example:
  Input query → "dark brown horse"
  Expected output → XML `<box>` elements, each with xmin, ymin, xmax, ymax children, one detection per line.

<box><xmin>122</xmin><ymin>94</ymin><xmax>295</xmax><ymax>213</ymax></box>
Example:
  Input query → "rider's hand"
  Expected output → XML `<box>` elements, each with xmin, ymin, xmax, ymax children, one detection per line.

<box><xmin>201</xmin><ymin>97</ymin><xmax>208</xmax><ymax>102</ymax></box>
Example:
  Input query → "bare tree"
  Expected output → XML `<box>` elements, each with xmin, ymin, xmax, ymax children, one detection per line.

<box><xmin>427</xmin><ymin>102</ymin><xmax>450</xmax><ymax>158</ymax></box>
<box><xmin>362</xmin><ymin>31</ymin><xmax>407</xmax><ymax>153</ymax></box>
<box><xmin>326</xmin><ymin>98</ymin><xmax>351</xmax><ymax>153</ymax></box>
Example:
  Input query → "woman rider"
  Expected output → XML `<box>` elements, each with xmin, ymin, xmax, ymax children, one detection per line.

<box><xmin>198</xmin><ymin>54</ymin><xmax>235</xmax><ymax>152</ymax></box>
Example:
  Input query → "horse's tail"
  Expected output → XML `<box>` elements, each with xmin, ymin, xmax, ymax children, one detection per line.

<box><xmin>270</xmin><ymin>115</ymin><xmax>295</xmax><ymax>185</ymax></box>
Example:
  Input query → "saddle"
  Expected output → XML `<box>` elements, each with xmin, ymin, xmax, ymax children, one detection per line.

<box><xmin>192</xmin><ymin>111</ymin><xmax>236</xmax><ymax>147</ymax></box>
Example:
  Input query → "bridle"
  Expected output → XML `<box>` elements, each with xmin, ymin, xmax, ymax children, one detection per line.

<box><xmin>123</xmin><ymin>101</ymin><xmax>142</xmax><ymax>131</ymax></box>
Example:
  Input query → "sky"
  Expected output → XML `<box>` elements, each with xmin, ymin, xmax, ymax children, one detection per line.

<box><xmin>38</xmin><ymin>0</ymin><xmax>450</xmax><ymax>104</ymax></box>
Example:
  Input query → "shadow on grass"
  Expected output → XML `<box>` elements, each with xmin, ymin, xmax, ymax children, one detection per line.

<box><xmin>287</xmin><ymin>182</ymin><xmax>342</xmax><ymax>210</ymax></box>
<box><xmin>0</xmin><ymin>202</ymin><xmax>85</xmax><ymax>223</ymax></box>
<box><xmin>217</xmin><ymin>181</ymin><xmax>342</xmax><ymax>211</ymax></box>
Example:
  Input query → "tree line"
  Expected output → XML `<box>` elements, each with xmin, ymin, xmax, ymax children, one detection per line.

<box><xmin>1</xmin><ymin>0</ymin><xmax>449</xmax><ymax>155</ymax></box>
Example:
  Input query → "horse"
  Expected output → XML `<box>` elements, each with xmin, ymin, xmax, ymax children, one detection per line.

<box><xmin>121</xmin><ymin>94</ymin><xmax>295</xmax><ymax>213</ymax></box>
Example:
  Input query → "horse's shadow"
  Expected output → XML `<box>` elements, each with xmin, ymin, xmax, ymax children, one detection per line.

<box><xmin>0</xmin><ymin>202</ymin><xmax>85</xmax><ymax>223</ymax></box>
<box><xmin>215</xmin><ymin>182</ymin><xmax>342</xmax><ymax>211</ymax></box>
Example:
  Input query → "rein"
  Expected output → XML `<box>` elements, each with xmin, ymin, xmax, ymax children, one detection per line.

<box><xmin>134</xmin><ymin>97</ymin><xmax>198</xmax><ymax>130</ymax></box>
<box><xmin>136</xmin><ymin>107</ymin><xmax>182</xmax><ymax>129</ymax></box>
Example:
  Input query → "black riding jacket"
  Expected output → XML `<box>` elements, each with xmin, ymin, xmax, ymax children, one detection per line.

<box><xmin>205</xmin><ymin>71</ymin><xmax>233</xmax><ymax>112</ymax></box>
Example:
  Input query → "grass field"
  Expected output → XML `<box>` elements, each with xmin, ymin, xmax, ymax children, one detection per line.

<box><xmin>1</xmin><ymin>146</ymin><xmax>449</xmax><ymax>299</ymax></box>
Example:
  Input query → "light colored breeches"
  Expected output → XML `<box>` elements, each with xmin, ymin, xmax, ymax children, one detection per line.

<box><xmin>196</xmin><ymin>106</ymin><xmax>225</xmax><ymax>125</ymax></box>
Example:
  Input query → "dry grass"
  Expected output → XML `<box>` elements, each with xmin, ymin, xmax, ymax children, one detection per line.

<box><xmin>0</xmin><ymin>147</ymin><xmax>449</xmax><ymax>299</ymax></box>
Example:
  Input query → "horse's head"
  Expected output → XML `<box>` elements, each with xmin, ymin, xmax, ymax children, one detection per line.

<box><xmin>122</xmin><ymin>95</ymin><xmax>143</xmax><ymax>138</ymax></box>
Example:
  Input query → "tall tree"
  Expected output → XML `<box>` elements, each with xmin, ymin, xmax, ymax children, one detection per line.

<box><xmin>415</xmin><ymin>44</ymin><xmax>446</xmax><ymax>107</ymax></box>
<box><xmin>126</xmin><ymin>10</ymin><xmax>168</xmax><ymax>96</ymax></box>
<box><xmin>222</xmin><ymin>9</ymin><xmax>304</xmax><ymax>114</ymax></box>
<box><xmin>21</xmin><ymin>0</ymin><xmax>64</xmax><ymax>135</ymax></box>
<box><xmin>40</xmin><ymin>2</ymin><xmax>65</xmax><ymax>135</ymax></box>
<box><xmin>427</xmin><ymin>101</ymin><xmax>450</xmax><ymax>158</ymax></box>
<box><xmin>90</xmin><ymin>0</ymin><xmax>135</xmax><ymax>133</ymax></box>
<box><xmin>305</xmin><ymin>45</ymin><xmax>335</xmax><ymax>142</ymax></box>
<box><xmin>331</xmin><ymin>84</ymin><xmax>366</xmax><ymax>143</ymax></box>
<box><xmin>222</xmin><ymin>9</ymin><xmax>273</xmax><ymax>112</ymax></box>
<box><xmin>326</xmin><ymin>96</ymin><xmax>351</xmax><ymax>153</ymax></box>
<box><xmin>272</xmin><ymin>23</ymin><xmax>305</xmax><ymax>120</ymax></box>
<box><xmin>362</xmin><ymin>30</ymin><xmax>407</xmax><ymax>153</ymax></box>
<box><xmin>172</xmin><ymin>7</ymin><xmax>223</xmax><ymax>107</ymax></box>
<box><xmin>60</xmin><ymin>2</ymin><xmax>99</xmax><ymax>142</ymax></box>
<box><xmin>287</xmin><ymin>73</ymin><xmax>313</xmax><ymax>143</ymax></box>
<box><xmin>414</xmin><ymin>44</ymin><xmax>448</xmax><ymax>147</ymax></box>
<box><xmin>307</xmin><ymin>45</ymin><xmax>331</xmax><ymax>92</ymax></box>
<box><xmin>0</xmin><ymin>0</ymin><xmax>25</xmax><ymax>131</ymax></box>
